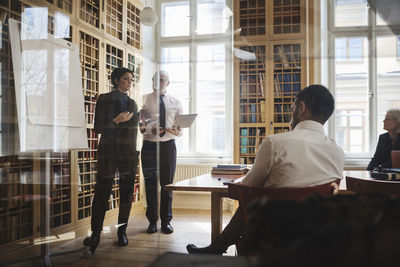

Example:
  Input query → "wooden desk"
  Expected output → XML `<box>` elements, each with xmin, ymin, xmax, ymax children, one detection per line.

<box><xmin>344</xmin><ymin>170</ymin><xmax>400</xmax><ymax>196</ymax></box>
<box><xmin>342</xmin><ymin>170</ymin><xmax>371</xmax><ymax>190</ymax></box>
<box><xmin>165</xmin><ymin>170</ymin><xmax>370</xmax><ymax>241</ymax></box>
<box><xmin>164</xmin><ymin>173</ymin><xmax>245</xmax><ymax>241</ymax></box>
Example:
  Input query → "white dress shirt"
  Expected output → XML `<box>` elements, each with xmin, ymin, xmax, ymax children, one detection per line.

<box><xmin>242</xmin><ymin>120</ymin><xmax>345</xmax><ymax>188</ymax></box>
<box><xmin>140</xmin><ymin>91</ymin><xmax>182</xmax><ymax>142</ymax></box>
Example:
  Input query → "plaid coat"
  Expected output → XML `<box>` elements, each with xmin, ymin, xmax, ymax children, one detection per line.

<box><xmin>94</xmin><ymin>90</ymin><xmax>139</xmax><ymax>177</ymax></box>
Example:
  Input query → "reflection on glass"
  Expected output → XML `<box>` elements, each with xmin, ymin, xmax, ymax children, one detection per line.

<box><xmin>334</xmin><ymin>0</ymin><xmax>367</xmax><ymax>27</ymax></box>
<box><xmin>22</xmin><ymin>50</ymin><xmax>48</xmax><ymax>109</ymax></box>
<box><xmin>335</xmin><ymin>36</ymin><xmax>369</xmax><ymax>154</ymax></box>
<box><xmin>161</xmin><ymin>47</ymin><xmax>190</xmax><ymax>153</ymax></box>
<box><xmin>54</xmin><ymin>48</ymin><xmax>70</xmax><ymax>128</ymax></box>
<box><xmin>376</xmin><ymin>12</ymin><xmax>388</xmax><ymax>26</ymax></box>
<box><xmin>162</xmin><ymin>2</ymin><xmax>190</xmax><ymax>37</ymax></box>
<box><xmin>377</xmin><ymin>36</ymin><xmax>400</xmax><ymax>138</ymax></box>
<box><xmin>21</xmin><ymin>7</ymin><xmax>48</xmax><ymax>40</ymax></box>
<box><xmin>54</xmin><ymin>11</ymin><xmax>70</xmax><ymax>39</ymax></box>
<box><xmin>196</xmin><ymin>44</ymin><xmax>225</xmax><ymax>153</ymax></box>
<box><xmin>196</xmin><ymin>0</ymin><xmax>229</xmax><ymax>34</ymax></box>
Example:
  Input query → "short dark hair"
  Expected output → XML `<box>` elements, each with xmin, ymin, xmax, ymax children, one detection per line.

<box><xmin>110</xmin><ymin>67</ymin><xmax>133</xmax><ymax>89</ymax></box>
<box><xmin>295</xmin><ymin>84</ymin><xmax>334</xmax><ymax>124</ymax></box>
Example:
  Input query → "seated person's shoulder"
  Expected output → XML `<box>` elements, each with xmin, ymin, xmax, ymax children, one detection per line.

<box><xmin>267</xmin><ymin>130</ymin><xmax>294</xmax><ymax>141</ymax></box>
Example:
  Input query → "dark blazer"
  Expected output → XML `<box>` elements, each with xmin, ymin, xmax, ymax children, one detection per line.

<box><xmin>367</xmin><ymin>132</ymin><xmax>400</xmax><ymax>170</ymax></box>
<box><xmin>94</xmin><ymin>90</ymin><xmax>139</xmax><ymax>177</ymax></box>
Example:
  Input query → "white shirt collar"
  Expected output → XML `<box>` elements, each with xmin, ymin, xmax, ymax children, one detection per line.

<box><xmin>293</xmin><ymin>120</ymin><xmax>325</xmax><ymax>134</ymax></box>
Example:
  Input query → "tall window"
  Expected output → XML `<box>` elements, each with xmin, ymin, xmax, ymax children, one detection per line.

<box><xmin>397</xmin><ymin>36</ymin><xmax>400</xmax><ymax>60</ymax></box>
<box><xmin>328</xmin><ymin>1</ymin><xmax>400</xmax><ymax>159</ymax></box>
<box><xmin>335</xmin><ymin>37</ymin><xmax>364</xmax><ymax>61</ymax></box>
<box><xmin>159</xmin><ymin>0</ymin><xmax>232</xmax><ymax>158</ymax></box>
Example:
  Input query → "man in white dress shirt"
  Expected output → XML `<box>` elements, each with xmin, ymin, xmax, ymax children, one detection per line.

<box><xmin>187</xmin><ymin>84</ymin><xmax>345</xmax><ymax>254</ymax></box>
<box><xmin>140</xmin><ymin>71</ymin><xmax>182</xmax><ymax>234</ymax></box>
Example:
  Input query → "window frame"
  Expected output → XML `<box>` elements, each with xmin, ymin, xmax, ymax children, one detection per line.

<box><xmin>157</xmin><ymin>0</ymin><xmax>233</xmax><ymax>160</ymax></box>
<box><xmin>335</xmin><ymin>37</ymin><xmax>364</xmax><ymax>62</ymax></box>
<box><xmin>326</xmin><ymin>0</ymin><xmax>397</xmax><ymax>163</ymax></box>
<box><xmin>397</xmin><ymin>36</ymin><xmax>400</xmax><ymax>61</ymax></box>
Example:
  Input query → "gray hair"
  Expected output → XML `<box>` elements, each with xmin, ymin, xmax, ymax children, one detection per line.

<box><xmin>152</xmin><ymin>70</ymin><xmax>170</xmax><ymax>82</ymax></box>
<box><xmin>387</xmin><ymin>109</ymin><xmax>400</xmax><ymax>124</ymax></box>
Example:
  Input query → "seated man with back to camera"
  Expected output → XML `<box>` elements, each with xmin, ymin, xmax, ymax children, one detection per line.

<box><xmin>186</xmin><ymin>84</ymin><xmax>345</xmax><ymax>255</ymax></box>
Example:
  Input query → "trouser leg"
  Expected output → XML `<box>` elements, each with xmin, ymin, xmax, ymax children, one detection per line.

<box><xmin>141</xmin><ymin>141</ymin><xmax>158</xmax><ymax>223</ymax></box>
<box><xmin>160</xmin><ymin>140</ymin><xmax>176</xmax><ymax>224</ymax></box>
<box><xmin>211</xmin><ymin>208</ymin><xmax>246</xmax><ymax>252</ymax></box>
<box><xmin>91</xmin><ymin>177</ymin><xmax>114</xmax><ymax>233</ymax></box>
<box><xmin>117</xmin><ymin>171</ymin><xmax>135</xmax><ymax>231</ymax></box>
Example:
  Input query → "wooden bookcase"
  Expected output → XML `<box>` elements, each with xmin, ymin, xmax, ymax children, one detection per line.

<box><xmin>234</xmin><ymin>0</ymin><xmax>309</xmax><ymax>164</ymax></box>
<box><xmin>0</xmin><ymin>0</ymin><xmax>144</xmax><ymax>251</ymax></box>
<box><xmin>0</xmin><ymin>157</ymin><xmax>34</xmax><ymax>246</ymax></box>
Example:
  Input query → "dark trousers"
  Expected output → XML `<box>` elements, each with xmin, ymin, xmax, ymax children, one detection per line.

<box><xmin>211</xmin><ymin>208</ymin><xmax>245</xmax><ymax>251</ymax></box>
<box><xmin>141</xmin><ymin>140</ymin><xmax>176</xmax><ymax>225</ymax></box>
<box><xmin>91</xmin><ymin>171</ymin><xmax>135</xmax><ymax>233</ymax></box>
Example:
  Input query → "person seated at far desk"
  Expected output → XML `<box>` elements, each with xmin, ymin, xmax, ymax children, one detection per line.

<box><xmin>367</xmin><ymin>109</ymin><xmax>400</xmax><ymax>170</ymax></box>
<box><xmin>186</xmin><ymin>85</ymin><xmax>345</xmax><ymax>255</ymax></box>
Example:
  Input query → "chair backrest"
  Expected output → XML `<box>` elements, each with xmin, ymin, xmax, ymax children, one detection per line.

<box><xmin>346</xmin><ymin>176</ymin><xmax>400</xmax><ymax>197</ymax></box>
<box><xmin>228</xmin><ymin>180</ymin><xmax>340</xmax><ymax>221</ymax></box>
<box><xmin>391</xmin><ymin>150</ymin><xmax>400</xmax><ymax>168</ymax></box>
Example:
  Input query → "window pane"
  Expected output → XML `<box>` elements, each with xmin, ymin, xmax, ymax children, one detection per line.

<box><xmin>161</xmin><ymin>47</ymin><xmax>190</xmax><ymax>153</ymax></box>
<box><xmin>377</xmin><ymin>36</ymin><xmax>400</xmax><ymax>138</ymax></box>
<box><xmin>334</xmin><ymin>0</ymin><xmax>368</xmax><ymax>27</ymax></box>
<box><xmin>162</xmin><ymin>2</ymin><xmax>190</xmax><ymax>37</ymax></box>
<box><xmin>335</xmin><ymin>36</ymin><xmax>369</xmax><ymax>154</ymax></box>
<box><xmin>335</xmin><ymin>38</ymin><xmax>346</xmax><ymax>60</ymax></box>
<box><xmin>350</xmin><ymin>129</ymin><xmax>363</xmax><ymax>152</ymax></box>
<box><xmin>336</xmin><ymin>110</ymin><xmax>348</xmax><ymax>127</ymax></box>
<box><xmin>349</xmin><ymin>110</ymin><xmax>362</xmax><ymax>127</ymax></box>
<box><xmin>196</xmin><ymin>0</ymin><xmax>229</xmax><ymax>35</ymax></box>
<box><xmin>196</xmin><ymin>44</ymin><xmax>226</xmax><ymax>153</ymax></box>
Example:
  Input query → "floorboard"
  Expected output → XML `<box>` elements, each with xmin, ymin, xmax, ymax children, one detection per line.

<box><xmin>5</xmin><ymin>208</ymin><xmax>235</xmax><ymax>266</ymax></box>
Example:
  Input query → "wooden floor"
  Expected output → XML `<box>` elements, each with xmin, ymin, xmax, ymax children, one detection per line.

<box><xmin>6</xmin><ymin>208</ymin><xmax>235</xmax><ymax>267</ymax></box>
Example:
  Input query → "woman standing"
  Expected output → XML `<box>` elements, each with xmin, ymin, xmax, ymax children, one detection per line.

<box><xmin>367</xmin><ymin>109</ymin><xmax>400</xmax><ymax>170</ymax></box>
<box><xmin>83</xmin><ymin>67</ymin><xmax>139</xmax><ymax>254</ymax></box>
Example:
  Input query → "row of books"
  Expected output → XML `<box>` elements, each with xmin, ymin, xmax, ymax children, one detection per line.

<box><xmin>78</xmin><ymin>150</ymin><xmax>98</xmax><ymax>161</ymax></box>
<box><xmin>240</xmin><ymin>157</ymin><xmax>255</xmax><ymax>165</ymax></box>
<box><xmin>78</xmin><ymin>161</ymin><xmax>97</xmax><ymax>174</ymax></box>
<box><xmin>274</xmin><ymin>103</ymin><xmax>292</xmax><ymax>123</ymax></box>
<box><xmin>239</xmin><ymin>73</ymin><xmax>265</xmax><ymax>95</ymax></box>
<box><xmin>240</xmin><ymin>129</ymin><xmax>265</xmax><ymax>154</ymax></box>
<box><xmin>211</xmin><ymin>164</ymin><xmax>249</xmax><ymax>175</ymax></box>
<box><xmin>274</xmin><ymin>74</ymin><xmax>301</xmax><ymax>96</ymax></box>
<box><xmin>240</xmin><ymin>101</ymin><xmax>265</xmax><ymax>123</ymax></box>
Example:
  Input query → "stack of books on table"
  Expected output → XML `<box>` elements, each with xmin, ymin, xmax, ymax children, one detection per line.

<box><xmin>211</xmin><ymin>164</ymin><xmax>249</xmax><ymax>175</ymax></box>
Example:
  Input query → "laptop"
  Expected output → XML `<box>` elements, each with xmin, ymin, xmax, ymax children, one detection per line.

<box><xmin>173</xmin><ymin>114</ymin><xmax>197</xmax><ymax>128</ymax></box>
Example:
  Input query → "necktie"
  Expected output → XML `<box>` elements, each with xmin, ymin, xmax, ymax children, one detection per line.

<box><xmin>159</xmin><ymin>95</ymin><xmax>166</xmax><ymax>137</ymax></box>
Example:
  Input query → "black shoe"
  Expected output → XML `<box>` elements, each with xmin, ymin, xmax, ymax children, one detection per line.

<box><xmin>161</xmin><ymin>223</ymin><xmax>174</xmax><ymax>234</ymax></box>
<box><xmin>117</xmin><ymin>228</ymin><xmax>128</xmax><ymax>246</ymax></box>
<box><xmin>147</xmin><ymin>222</ymin><xmax>157</xmax><ymax>234</ymax></box>
<box><xmin>186</xmin><ymin>244</ymin><xmax>224</xmax><ymax>255</ymax></box>
<box><xmin>83</xmin><ymin>232</ymin><xmax>100</xmax><ymax>254</ymax></box>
